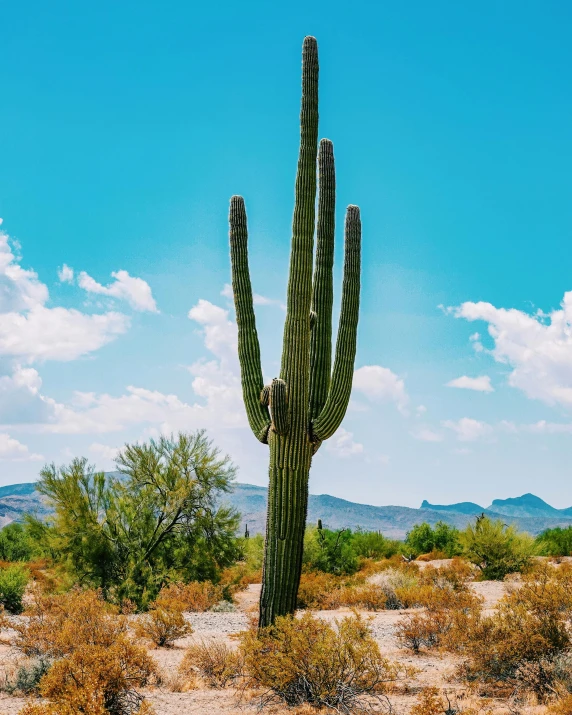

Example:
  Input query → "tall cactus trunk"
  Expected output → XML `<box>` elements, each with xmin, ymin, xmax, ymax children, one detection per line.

<box><xmin>260</xmin><ymin>435</ymin><xmax>311</xmax><ymax>626</ymax></box>
<box><xmin>229</xmin><ymin>36</ymin><xmax>362</xmax><ymax>628</ymax></box>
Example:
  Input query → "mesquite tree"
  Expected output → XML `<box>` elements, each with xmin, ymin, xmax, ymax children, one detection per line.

<box><xmin>229</xmin><ymin>36</ymin><xmax>361</xmax><ymax>627</ymax></box>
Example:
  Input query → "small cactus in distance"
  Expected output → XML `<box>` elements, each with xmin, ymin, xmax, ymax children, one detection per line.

<box><xmin>229</xmin><ymin>36</ymin><xmax>361</xmax><ymax>628</ymax></box>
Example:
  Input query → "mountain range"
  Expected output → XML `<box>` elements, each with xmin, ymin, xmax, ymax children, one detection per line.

<box><xmin>0</xmin><ymin>482</ymin><xmax>571</xmax><ymax>539</ymax></box>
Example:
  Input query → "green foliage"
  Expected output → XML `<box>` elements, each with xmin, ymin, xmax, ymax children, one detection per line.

<box><xmin>460</xmin><ymin>515</ymin><xmax>535</xmax><ymax>580</ymax></box>
<box><xmin>351</xmin><ymin>529</ymin><xmax>401</xmax><ymax>560</ymax></box>
<box><xmin>303</xmin><ymin>527</ymin><xmax>358</xmax><ymax>575</ymax></box>
<box><xmin>536</xmin><ymin>526</ymin><xmax>572</xmax><ymax>557</ymax></box>
<box><xmin>0</xmin><ymin>564</ymin><xmax>29</xmax><ymax>613</ymax></box>
<box><xmin>0</xmin><ymin>522</ymin><xmax>35</xmax><ymax>562</ymax></box>
<box><xmin>30</xmin><ymin>431</ymin><xmax>241</xmax><ymax>608</ymax></box>
<box><xmin>405</xmin><ymin>521</ymin><xmax>462</xmax><ymax>558</ymax></box>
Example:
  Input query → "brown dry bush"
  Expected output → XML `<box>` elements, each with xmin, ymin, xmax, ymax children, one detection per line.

<box><xmin>13</xmin><ymin>587</ymin><xmax>127</xmax><ymax>658</ymax></box>
<box><xmin>12</xmin><ymin>587</ymin><xmax>157</xmax><ymax>715</ymax></box>
<box><xmin>134</xmin><ymin>605</ymin><xmax>192</xmax><ymax>648</ymax></box>
<box><xmin>179</xmin><ymin>640</ymin><xmax>242</xmax><ymax>688</ymax></box>
<box><xmin>240</xmin><ymin>612</ymin><xmax>403</xmax><ymax>713</ymax></box>
<box><xmin>19</xmin><ymin>640</ymin><xmax>157</xmax><ymax>715</ymax></box>
<box><xmin>396</xmin><ymin>584</ymin><xmax>483</xmax><ymax>653</ymax></box>
<box><xmin>153</xmin><ymin>581</ymin><xmax>223</xmax><ymax>612</ymax></box>
<box><xmin>459</xmin><ymin>563</ymin><xmax>572</xmax><ymax>699</ymax></box>
<box><xmin>549</xmin><ymin>694</ymin><xmax>572</xmax><ymax>715</ymax></box>
<box><xmin>297</xmin><ymin>572</ymin><xmax>388</xmax><ymax>611</ymax></box>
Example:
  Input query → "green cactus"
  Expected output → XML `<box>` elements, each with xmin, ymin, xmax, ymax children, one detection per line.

<box><xmin>229</xmin><ymin>36</ymin><xmax>361</xmax><ymax>628</ymax></box>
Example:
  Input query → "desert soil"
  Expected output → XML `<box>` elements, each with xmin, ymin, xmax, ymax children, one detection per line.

<box><xmin>0</xmin><ymin>567</ymin><xmax>521</xmax><ymax>715</ymax></box>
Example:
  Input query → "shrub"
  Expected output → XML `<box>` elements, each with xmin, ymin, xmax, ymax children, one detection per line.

<box><xmin>240</xmin><ymin>612</ymin><xmax>402</xmax><ymax>712</ymax></box>
<box><xmin>460</xmin><ymin>515</ymin><xmax>534</xmax><ymax>580</ymax></box>
<box><xmin>405</xmin><ymin>522</ymin><xmax>462</xmax><ymax>559</ymax></box>
<box><xmin>19</xmin><ymin>639</ymin><xmax>156</xmax><ymax>715</ymax></box>
<box><xmin>0</xmin><ymin>522</ymin><xmax>34</xmax><ymax>562</ymax></box>
<box><xmin>396</xmin><ymin>583</ymin><xmax>483</xmax><ymax>653</ymax></box>
<box><xmin>459</xmin><ymin>563</ymin><xmax>572</xmax><ymax>698</ymax></box>
<box><xmin>351</xmin><ymin>530</ymin><xmax>401</xmax><ymax>560</ymax></box>
<box><xmin>0</xmin><ymin>563</ymin><xmax>29</xmax><ymax>613</ymax></box>
<box><xmin>303</xmin><ymin>526</ymin><xmax>358</xmax><ymax>575</ymax></box>
<box><xmin>536</xmin><ymin>526</ymin><xmax>572</xmax><ymax>557</ymax></box>
<box><xmin>3</xmin><ymin>658</ymin><xmax>51</xmax><ymax>695</ymax></box>
<box><xmin>179</xmin><ymin>641</ymin><xmax>242</xmax><ymax>688</ymax></box>
<box><xmin>134</xmin><ymin>605</ymin><xmax>192</xmax><ymax>648</ymax></box>
<box><xmin>154</xmin><ymin>581</ymin><xmax>224</xmax><ymax>612</ymax></box>
<box><xmin>13</xmin><ymin>587</ymin><xmax>127</xmax><ymax>659</ymax></box>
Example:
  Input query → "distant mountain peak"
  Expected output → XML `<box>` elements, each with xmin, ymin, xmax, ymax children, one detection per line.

<box><xmin>421</xmin><ymin>499</ymin><xmax>484</xmax><ymax>516</ymax></box>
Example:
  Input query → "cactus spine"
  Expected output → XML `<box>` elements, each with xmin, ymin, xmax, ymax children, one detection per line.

<box><xmin>229</xmin><ymin>36</ymin><xmax>361</xmax><ymax>628</ymax></box>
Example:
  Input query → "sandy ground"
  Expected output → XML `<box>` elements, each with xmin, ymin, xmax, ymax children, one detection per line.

<box><xmin>0</xmin><ymin>570</ymin><xmax>516</xmax><ymax>715</ymax></box>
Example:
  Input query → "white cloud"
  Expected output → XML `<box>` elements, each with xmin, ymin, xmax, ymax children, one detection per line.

<box><xmin>442</xmin><ymin>417</ymin><xmax>492</xmax><ymax>442</ymax></box>
<box><xmin>188</xmin><ymin>299</ymin><xmax>238</xmax><ymax>366</ymax></box>
<box><xmin>446</xmin><ymin>375</ymin><xmax>494</xmax><ymax>393</ymax></box>
<box><xmin>0</xmin><ymin>433</ymin><xmax>43</xmax><ymax>461</ymax></box>
<box><xmin>353</xmin><ymin>365</ymin><xmax>409</xmax><ymax>415</ymax></box>
<box><xmin>412</xmin><ymin>427</ymin><xmax>444</xmax><ymax>442</ymax></box>
<box><xmin>325</xmin><ymin>428</ymin><xmax>364</xmax><ymax>458</ymax></box>
<box><xmin>79</xmin><ymin>270</ymin><xmax>158</xmax><ymax>313</ymax></box>
<box><xmin>89</xmin><ymin>442</ymin><xmax>120</xmax><ymax>461</ymax></box>
<box><xmin>58</xmin><ymin>264</ymin><xmax>74</xmax><ymax>283</ymax></box>
<box><xmin>0</xmin><ymin>231</ymin><xmax>130</xmax><ymax>363</ymax></box>
<box><xmin>0</xmin><ymin>306</ymin><xmax>129</xmax><ymax>362</ymax></box>
<box><xmin>451</xmin><ymin>292</ymin><xmax>572</xmax><ymax>408</ymax></box>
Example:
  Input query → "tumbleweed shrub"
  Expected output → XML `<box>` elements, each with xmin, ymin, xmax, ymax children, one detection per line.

<box><xmin>396</xmin><ymin>584</ymin><xmax>483</xmax><ymax>653</ymax></box>
<box><xmin>459</xmin><ymin>562</ymin><xmax>572</xmax><ymax>699</ymax></box>
<box><xmin>296</xmin><ymin>572</ymin><xmax>346</xmax><ymax>609</ymax></box>
<box><xmin>410</xmin><ymin>687</ymin><xmax>493</xmax><ymax>715</ymax></box>
<box><xmin>418</xmin><ymin>558</ymin><xmax>475</xmax><ymax>590</ymax></box>
<box><xmin>153</xmin><ymin>581</ymin><xmax>224</xmax><ymax>613</ymax></box>
<box><xmin>13</xmin><ymin>587</ymin><xmax>127</xmax><ymax>659</ymax></box>
<box><xmin>179</xmin><ymin>640</ymin><xmax>242</xmax><ymax>688</ymax></box>
<box><xmin>18</xmin><ymin>639</ymin><xmax>157</xmax><ymax>715</ymax></box>
<box><xmin>133</xmin><ymin>604</ymin><xmax>192</xmax><ymax>648</ymax></box>
<box><xmin>240</xmin><ymin>612</ymin><xmax>403</xmax><ymax>712</ymax></box>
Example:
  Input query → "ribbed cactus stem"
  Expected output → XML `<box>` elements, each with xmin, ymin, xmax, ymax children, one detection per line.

<box><xmin>229</xmin><ymin>196</ymin><xmax>271</xmax><ymax>443</ymax></box>
<box><xmin>228</xmin><ymin>36</ymin><xmax>361</xmax><ymax>628</ymax></box>
<box><xmin>312</xmin><ymin>205</ymin><xmax>361</xmax><ymax>441</ymax></box>
<box><xmin>309</xmin><ymin>138</ymin><xmax>335</xmax><ymax>421</ymax></box>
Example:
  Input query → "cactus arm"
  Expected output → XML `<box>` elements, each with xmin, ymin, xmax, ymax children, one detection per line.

<box><xmin>309</xmin><ymin>138</ymin><xmax>336</xmax><ymax>421</ymax></box>
<box><xmin>269</xmin><ymin>378</ymin><xmax>289</xmax><ymax>435</ymax></box>
<box><xmin>311</xmin><ymin>205</ymin><xmax>361</xmax><ymax>442</ymax></box>
<box><xmin>229</xmin><ymin>195</ymin><xmax>272</xmax><ymax>443</ymax></box>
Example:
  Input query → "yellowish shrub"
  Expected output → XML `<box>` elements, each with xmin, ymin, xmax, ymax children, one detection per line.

<box><xmin>396</xmin><ymin>584</ymin><xmax>483</xmax><ymax>653</ymax></box>
<box><xmin>13</xmin><ymin>587</ymin><xmax>127</xmax><ymax>659</ymax></box>
<box><xmin>154</xmin><ymin>581</ymin><xmax>223</xmax><ymax>613</ymax></box>
<box><xmin>134</xmin><ymin>606</ymin><xmax>192</xmax><ymax>648</ymax></box>
<box><xmin>179</xmin><ymin>640</ymin><xmax>242</xmax><ymax>688</ymax></box>
<box><xmin>240</xmin><ymin>612</ymin><xmax>403</xmax><ymax>711</ymax></box>
<box><xmin>19</xmin><ymin>639</ymin><xmax>156</xmax><ymax>715</ymax></box>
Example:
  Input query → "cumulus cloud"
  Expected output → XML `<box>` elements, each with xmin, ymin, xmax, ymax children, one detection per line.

<box><xmin>325</xmin><ymin>428</ymin><xmax>364</xmax><ymax>458</ymax></box>
<box><xmin>446</xmin><ymin>375</ymin><xmax>494</xmax><ymax>392</ymax></box>
<box><xmin>79</xmin><ymin>270</ymin><xmax>158</xmax><ymax>312</ymax></box>
<box><xmin>89</xmin><ymin>443</ymin><xmax>120</xmax><ymax>461</ymax></box>
<box><xmin>442</xmin><ymin>417</ymin><xmax>492</xmax><ymax>442</ymax></box>
<box><xmin>412</xmin><ymin>427</ymin><xmax>444</xmax><ymax>442</ymax></box>
<box><xmin>353</xmin><ymin>365</ymin><xmax>409</xmax><ymax>414</ymax></box>
<box><xmin>451</xmin><ymin>293</ymin><xmax>572</xmax><ymax>408</ymax></box>
<box><xmin>0</xmin><ymin>433</ymin><xmax>43</xmax><ymax>461</ymax></box>
<box><xmin>0</xmin><ymin>231</ymin><xmax>130</xmax><ymax>362</ymax></box>
<box><xmin>58</xmin><ymin>264</ymin><xmax>74</xmax><ymax>283</ymax></box>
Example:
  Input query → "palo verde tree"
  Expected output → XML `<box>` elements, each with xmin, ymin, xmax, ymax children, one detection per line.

<box><xmin>229</xmin><ymin>36</ymin><xmax>361</xmax><ymax>626</ymax></box>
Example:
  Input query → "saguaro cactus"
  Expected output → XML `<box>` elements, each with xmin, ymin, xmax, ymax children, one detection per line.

<box><xmin>229</xmin><ymin>36</ymin><xmax>361</xmax><ymax>628</ymax></box>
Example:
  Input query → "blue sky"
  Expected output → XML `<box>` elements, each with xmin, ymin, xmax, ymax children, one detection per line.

<box><xmin>2</xmin><ymin>1</ymin><xmax>572</xmax><ymax>508</ymax></box>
